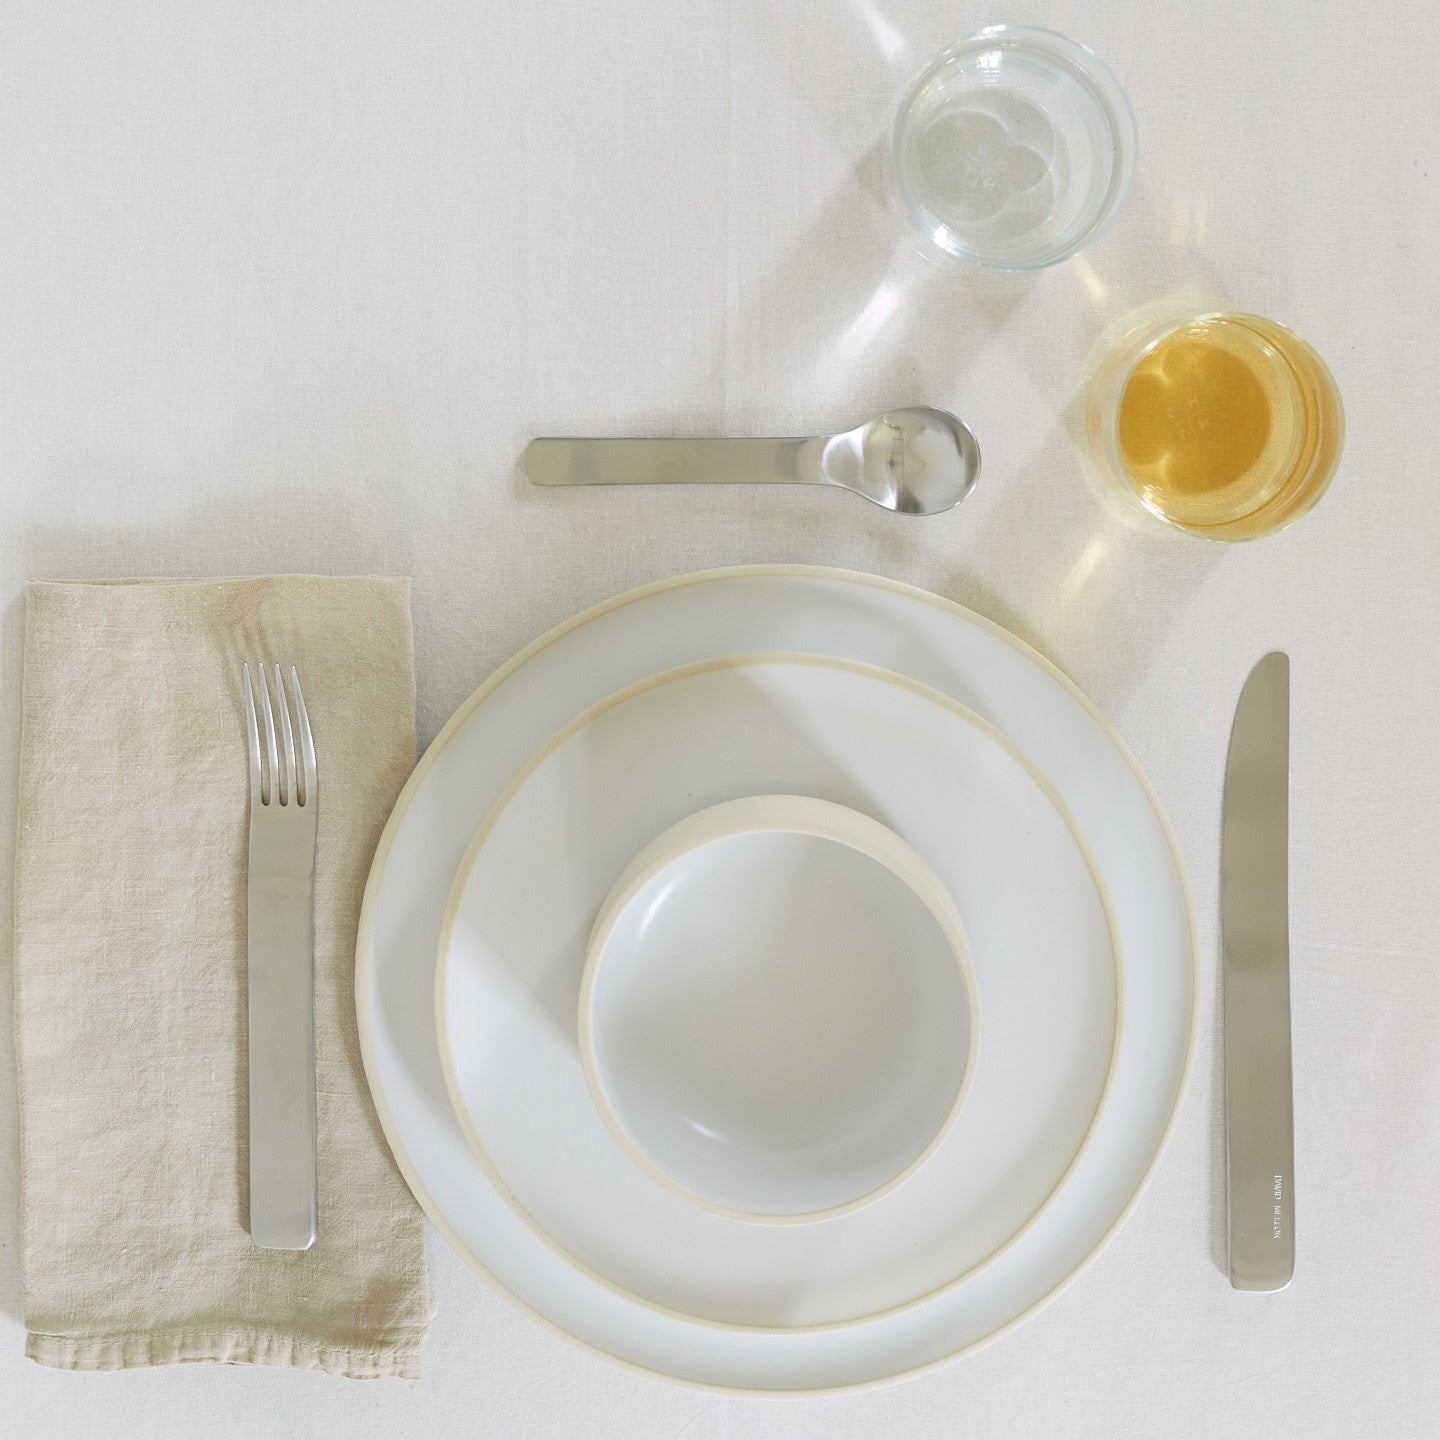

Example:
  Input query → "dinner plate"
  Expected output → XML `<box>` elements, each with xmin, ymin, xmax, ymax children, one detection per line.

<box><xmin>356</xmin><ymin>566</ymin><xmax>1198</xmax><ymax>1392</ymax></box>
<box><xmin>435</xmin><ymin>654</ymin><xmax>1120</xmax><ymax>1329</ymax></box>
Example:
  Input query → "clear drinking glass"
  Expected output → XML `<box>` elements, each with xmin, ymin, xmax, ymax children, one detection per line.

<box><xmin>891</xmin><ymin>25</ymin><xmax>1138</xmax><ymax>270</ymax></box>
<box><xmin>1086</xmin><ymin>312</ymin><xmax>1345</xmax><ymax>541</ymax></box>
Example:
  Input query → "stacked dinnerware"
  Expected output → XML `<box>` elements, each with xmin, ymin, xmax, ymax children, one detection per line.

<box><xmin>356</xmin><ymin>567</ymin><xmax>1197</xmax><ymax>1393</ymax></box>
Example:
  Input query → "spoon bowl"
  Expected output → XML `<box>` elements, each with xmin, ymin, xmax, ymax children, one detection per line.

<box><xmin>816</xmin><ymin>407</ymin><xmax>981</xmax><ymax>515</ymax></box>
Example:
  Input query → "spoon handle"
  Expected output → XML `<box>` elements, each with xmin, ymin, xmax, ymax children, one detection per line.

<box><xmin>525</xmin><ymin>437</ymin><xmax>823</xmax><ymax>487</ymax></box>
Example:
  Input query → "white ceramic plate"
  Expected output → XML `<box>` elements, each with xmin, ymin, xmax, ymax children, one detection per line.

<box><xmin>436</xmin><ymin>655</ymin><xmax>1118</xmax><ymax>1328</ymax></box>
<box><xmin>579</xmin><ymin>794</ymin><xmax>982</xmax><ymax>1226</ymax></box>
<box><xmin>356</xmin><ymin>567</ymin><xmax>1198</xmax><ymax>1393</ymax></box>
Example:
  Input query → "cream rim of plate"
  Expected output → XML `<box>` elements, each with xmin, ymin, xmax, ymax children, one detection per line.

<box><xmin>433</xmin><ymin>651</ymin><xmax>1123</xmax><ymax>1331</ymax></box>
<box><xmin>579</xmin><ymin>795</ymin><xmax>982</xmax><ymax>1226</ymax></box>
<box><xmin>357</xmin><ymin>564</ymin><xmax>1201</xmax><ymax>1394</ymax></box>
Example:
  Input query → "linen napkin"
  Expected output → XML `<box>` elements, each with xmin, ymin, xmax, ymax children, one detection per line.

<box><xmin>13</xmin><ymin>576</ymin><xmax>430</xmax><ymax>1377</ymax></box>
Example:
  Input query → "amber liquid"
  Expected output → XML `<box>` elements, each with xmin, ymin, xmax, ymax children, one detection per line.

<box><xmin>1113</xmin><ymin>314</ymin><xmax>1342</xmax><ymax>539</ymax></box>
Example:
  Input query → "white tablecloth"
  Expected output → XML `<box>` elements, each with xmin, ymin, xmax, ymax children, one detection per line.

<box><xmin>3</xmin><ymin>1</ymin><xmax>1437</xmax><ymax>1434</ymax></box>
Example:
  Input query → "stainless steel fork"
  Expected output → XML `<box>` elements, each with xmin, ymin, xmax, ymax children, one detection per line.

<box><xmin>243</xmin><ymin>663</ymin><xmax>319</xmax><ymax>1251</ymax></box>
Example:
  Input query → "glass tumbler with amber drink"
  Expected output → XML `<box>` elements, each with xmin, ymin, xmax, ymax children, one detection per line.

<box><xmin>1086</xmin><ymin>312</ymin><xmax>1344</xmax><ymax>540</ymax></box>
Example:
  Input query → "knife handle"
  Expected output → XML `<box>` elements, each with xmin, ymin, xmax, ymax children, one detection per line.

<box><xmin>1224</xmin><ymin>954</ymin><xmax>1294</xmax><ymax>1291</ymax></box>
<box><xmin>247</xmin><ymin>880</ymin><xmax>317</xmax><ymax>1251</ymax></box>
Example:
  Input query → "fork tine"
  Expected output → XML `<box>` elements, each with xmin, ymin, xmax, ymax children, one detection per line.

<box><xmin>274</xmin><ymin>663</ymin><xmax>297</xmax><ymax>806</ymax></box>
<box><xmin>290</xmin><ymin>666</ymin><xmax>316</xmax><ymax>808</ymax></box>
<box><xmin>243</xmin><ymin>664</ymin><xmax>263</xmax><ymax>807</ymax></box>
<box><xmin>256</xmin><ymin>660</ymin><xmax>279</xmax><ymax>807</ymax></box>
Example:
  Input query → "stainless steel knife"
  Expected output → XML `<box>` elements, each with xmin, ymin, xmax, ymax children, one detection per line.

<box><xmin>1222</xmin><ymin>651</ymin><xmax>1294</xmax><ymax>1291</ymax></box>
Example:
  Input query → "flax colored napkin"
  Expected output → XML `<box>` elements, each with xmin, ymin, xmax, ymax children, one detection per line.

<box><xmin>13</xmin><ymin>577</ymin><xmax>430</xmax><ymax>1377</ymax></box>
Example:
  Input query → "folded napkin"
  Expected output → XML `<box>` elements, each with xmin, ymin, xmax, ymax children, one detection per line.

<box><xmin>14</xmin><ymin>577</ymin><xmax>430</xmax><ymax>1377</ymax></box>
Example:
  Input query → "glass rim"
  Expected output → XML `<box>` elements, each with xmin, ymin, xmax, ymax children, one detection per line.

<box><xmin>891</xmin><ymin>23</ymin><xmax>1139</xmax><ymax>271</ymax></box>
<box><xmin>1090</xmin><ymin>311</ymin><xmax>1346</xmax><ymax>542</ymax></box>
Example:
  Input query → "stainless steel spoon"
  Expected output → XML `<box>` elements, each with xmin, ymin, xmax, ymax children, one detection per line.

<box><xmin>524</xmin><ymin>407</ymin><xmax>981</xmax><ymax>516</ymax></box>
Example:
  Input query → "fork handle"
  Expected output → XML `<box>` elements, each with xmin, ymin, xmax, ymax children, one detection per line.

<box><xmin>247</xmin><ymin>876</ymin><xmax>317</xmax><ymax>1250</ymax></box>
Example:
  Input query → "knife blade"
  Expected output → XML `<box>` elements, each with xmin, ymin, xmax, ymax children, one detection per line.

<box><xmin>1222</xmin><ymin>651</ymin><xmax>1294</xmax><ymax>1291</ymax></box>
